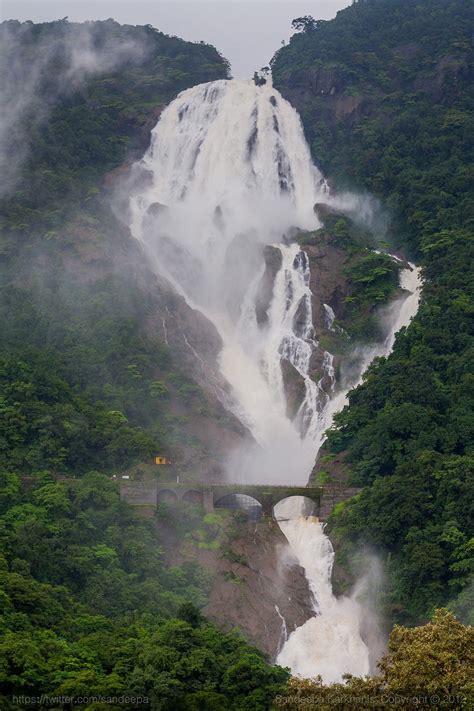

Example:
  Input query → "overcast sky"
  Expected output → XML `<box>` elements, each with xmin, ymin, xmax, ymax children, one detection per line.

<box><xmin>2</xmin><ymin>0</ymin><xmax>349</xmax><ymax>78</ymax></box>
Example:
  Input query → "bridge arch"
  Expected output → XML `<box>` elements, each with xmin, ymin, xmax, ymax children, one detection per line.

<box><xmin>182</xmin><ymin>489</ymin><xmax>204</xmax><ymax>506</ymax></box>
<box><xmin>157</xmin><ymin>489</ymin><xmax>179</xmax><ymax>505</ymax></box>
<box><xmin>214</xmin><ymin>493</ymin><xmax>263</xmax><ymax>521</ymax></box>
<box><xmin>273</xmin><ymin>495</ymin><xmax>318</xmax><ymax>521</ymax></box>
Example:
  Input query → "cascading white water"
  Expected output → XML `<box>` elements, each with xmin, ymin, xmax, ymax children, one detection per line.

<box><xmin>274</xmin><ymin>264</ymin><xmax>421</xmax><ymax>682</ymax></box>
<box><xmin>129</xmin><ymin>78</ymin><xmax>336</xmax><ymax>483</ymax></box>
<box><xmin>275</xmin><ymin>497</ymin><xmax>370</xmax><ymax>683</ymax></box>
<box><xmin>127</xmin><ymin>77</ymin><xmax>422</xmax><ymax>682</ymax></box>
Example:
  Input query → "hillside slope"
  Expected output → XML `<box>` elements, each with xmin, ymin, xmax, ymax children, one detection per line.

<box><xmin>272</xmin><ymin>0</ymin><xmax>474</xmax><ymax>623</ymax></box>
<box><xmin>0</xmin><ymin>20</ymin><xmax>292</xmax><ymax>709</ymax></box>
<box><xmin>0</xmin><ymin>20</ymin><xmax>249</xmax><ymax>479</ymax></box>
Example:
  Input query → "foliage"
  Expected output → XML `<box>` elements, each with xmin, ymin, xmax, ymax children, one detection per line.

<box><xmin>0</xmin><ymin>19</ymin><xmax>230</xmax><ymax>475</ymax></box>
<box><xmin>340</xmin><ymin>249</ymin><xmax>400</xmax><ymax>340</ymax></box>
<box><xmin>0</xmin><ymin>475</ymin><xmax>288</xmax><ymax>708</ymax></box>
<box><xmin>0</xmin><ymin>351</ymin><xmax>156</xmax><ymax>473</ymax></box>
<box><xmin>273</xmin><ymin>0</ymin><xmax>474</xmax><ymax>622</ymax></box>
<box><xmin>0</xmin><ymin>20</ymin><xmax>289</xmax><ymax>708</ymax></box>
<box><xmin>0</xmin><ymin>18</ymin><xmax>229</xmax><ymax>229</ymax></box>
<box><xmin>291</xmin><ymin>17</ymin><xmax>318</xmax><ymax>33</ymax></box>
<box><xmin>273</xmin><ymin>609</ymin><xmax>474</xmax><ymax>710</ymax></box>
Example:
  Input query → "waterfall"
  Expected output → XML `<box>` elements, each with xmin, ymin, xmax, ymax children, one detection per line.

<box><xmin>274</xmin><ymin>263</ymin><xmax>421</xmax><ymax>682</ymax></box>
<box><xmin>275</xmin><ymin>498</ymin><xmax>370</xmax><ymax>682</ymax></box>
<box><xmin>128</xmin><ymin>78</ymin><xmax>336</xmax><ymax>484</ymax></box>
<box><xmin>275</xmin><ymin>605</ymin><xmax>288</xmax><ymax>654</ymax></box>
<box><xmin>127</xmin><ymin>78</ymin><xmax>422</xmax><ymax>681</ymax></box>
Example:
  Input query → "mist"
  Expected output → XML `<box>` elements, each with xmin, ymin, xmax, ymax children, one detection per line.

<box><xmin>350</xmin><ymin>549</ymin><xmax>387</xmax><ymax>674</ymax></box>
<box><xmin>0</xmin><ymin>19</ymin><xmax>149</xmax><ymax>196</ymax></box>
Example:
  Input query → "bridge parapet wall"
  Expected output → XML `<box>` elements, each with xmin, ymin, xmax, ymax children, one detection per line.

<box><xmin>120</xmin><ymin>481</ymin><xmax>324</xmax><ymax>516</ymax></box>
<box><xmin>210</xmin><ymin>485</ymin><xmax>322</xmax><ymax>516</ymax></box>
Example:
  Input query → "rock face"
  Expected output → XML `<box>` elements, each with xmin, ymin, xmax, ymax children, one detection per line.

<box><xmin>303</xmin><ymin>233</ymin><xmax>351</xmax><ymax>340</ymax></box>
<box><xmin>255</xmin><ymin>245</ymin><xmax>283</xmax><ymax>326</ymax></box>
<box><xmin>203</xmin><ymin>520</ymin><xmax>314</xmax><ymax>658</ymax></box>
<box><xmin>276</xmin><ymin>64</ymin><xmax>369</xmax><ymax>130</ymax></box>
<box><xmin>280</xmin><ymin>360</ymin><xmax>306</xmax><ymax>420</ymax></box>
<box><xmin>160</xmin><ymin>513</ymin><xmax>315</xmax><ymax>659</ymax></box>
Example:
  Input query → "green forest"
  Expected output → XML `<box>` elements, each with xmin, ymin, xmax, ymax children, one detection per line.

<box><xmin>0</xmin><ymin>19</ymin><xmax>231</xmax><ymax>477</ymax></box>
<box><xmin>1</xmin><ymin>3</ymin><xmax>473</xmax><ymax>709</ymax></box>
<box><xmin>0</xmin><ymin>19</ymin><xmax>286</xmax><ymax>710</ymax></box>
<box><xmin>0</xmin><ymin>473</ymin><xmax>288</xmax><ymax>709</ymax></box>
<box><xmin>273</xmin><ymin>0</ymin><xmax>474</xmax><ymax>626</ymax></box>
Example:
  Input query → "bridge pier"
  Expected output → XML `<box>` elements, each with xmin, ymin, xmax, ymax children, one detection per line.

<box><xmin>259</xmin><ymin>493</ymin><xmax>278</xmax><ymax>517</ymax></box>
<box><xmin>203</xmin><ymin>490</ymin><xmax>214</xmax><ymax>513</ymax></box>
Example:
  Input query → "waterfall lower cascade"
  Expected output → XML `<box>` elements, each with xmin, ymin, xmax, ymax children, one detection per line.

<box><xmin>127</xmin><ymin>78</ymin><xmax>422</xmax><ymax>682</ymax></box>
<box><xmin>275</xmin><ymin>498</ymin><xmax>370</xmax><ymax>682</ymax></box>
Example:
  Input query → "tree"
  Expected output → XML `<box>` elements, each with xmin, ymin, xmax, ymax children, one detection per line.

<box><xmin>291</xmin><ymin>16</ymin><xmax>318</xmax><ymax>33</ymax></box>
<box><xmin>275</xmin><ymin>610</ymin><xmax>474</xmax><ymax>709</ymax></box>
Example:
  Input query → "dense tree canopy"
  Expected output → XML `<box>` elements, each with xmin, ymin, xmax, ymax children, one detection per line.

<box><xmin>0</xmin><ymin>474</ymin><xmax>288</xmax><ymax>708</ymax></box>
<box><xmin>273</xmin><ymin>0</ymin><xmax>474</xmax><ymax>623</ymax></box>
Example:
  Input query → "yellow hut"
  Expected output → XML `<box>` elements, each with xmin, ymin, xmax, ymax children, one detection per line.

<box><xmin>154</xmin><ymin>455</ymin><xmax>172</xmax><ymax>465</ymax></box>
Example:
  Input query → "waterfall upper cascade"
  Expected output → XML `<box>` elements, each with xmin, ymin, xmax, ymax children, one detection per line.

<box><xmin>129</xmin><ymin>78</ymin><xmax>339</xmax><ymax>484</ymax></box>
<box><xmin>127</xmin><ymin>78</ymin><xmax>422</xmax><ymax>682</ymax></box>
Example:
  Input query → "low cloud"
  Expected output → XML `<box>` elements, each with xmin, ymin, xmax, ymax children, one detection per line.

<box><xmin>350</xmin><ymin>549</ymin><xmax>388</xmax><ymax>674</ymax></box>
<box><xmin>0</xmin><ymin>19</ymin><xmax>149</xmax><ymax>197</ymax></box>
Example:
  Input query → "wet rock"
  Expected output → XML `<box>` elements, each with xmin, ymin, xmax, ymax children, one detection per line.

<box><xmin>255</xmin><ymin>245</ymin><xmax>282</xmax><ymax>326</ymax></box>
<box><xmin>202</xmin><ymin>520</ymin><xmax>315</xmax><ymax>659</ymax></box>
<box><xmin>292</xmin><ymin>292</ymin><xmax>311</xmax><ymax>339</ymax></box>
<box><xmin>313</xmin><ymin>201</ymin><xmax>345</xmax><ymax>223</ymax></box>
<box><xmin>147</xmin><ymin>201</ymin><xmax>169</xmax><ymax>217</ymax></box>
<box><xmin>301</xmin><ymin>233</ymin><xmax>351</xmax><ymax>338</ymax></box>
<box><xmin>281</xmin><ymin>359</ymin><xmax>306</xmax><ymax>419</ymax></box>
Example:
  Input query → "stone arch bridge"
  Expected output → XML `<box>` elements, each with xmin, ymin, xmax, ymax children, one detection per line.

<box><xmin>120</xmin><ymin>481</ymin><xmax>361</xmax><ymax>522</ymax></box>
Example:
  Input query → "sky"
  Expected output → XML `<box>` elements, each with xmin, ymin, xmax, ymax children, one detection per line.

<box><xmin>2</xmin><ymin>0</ymin><xmax>349</xmax><ymax>78</ymax></box>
